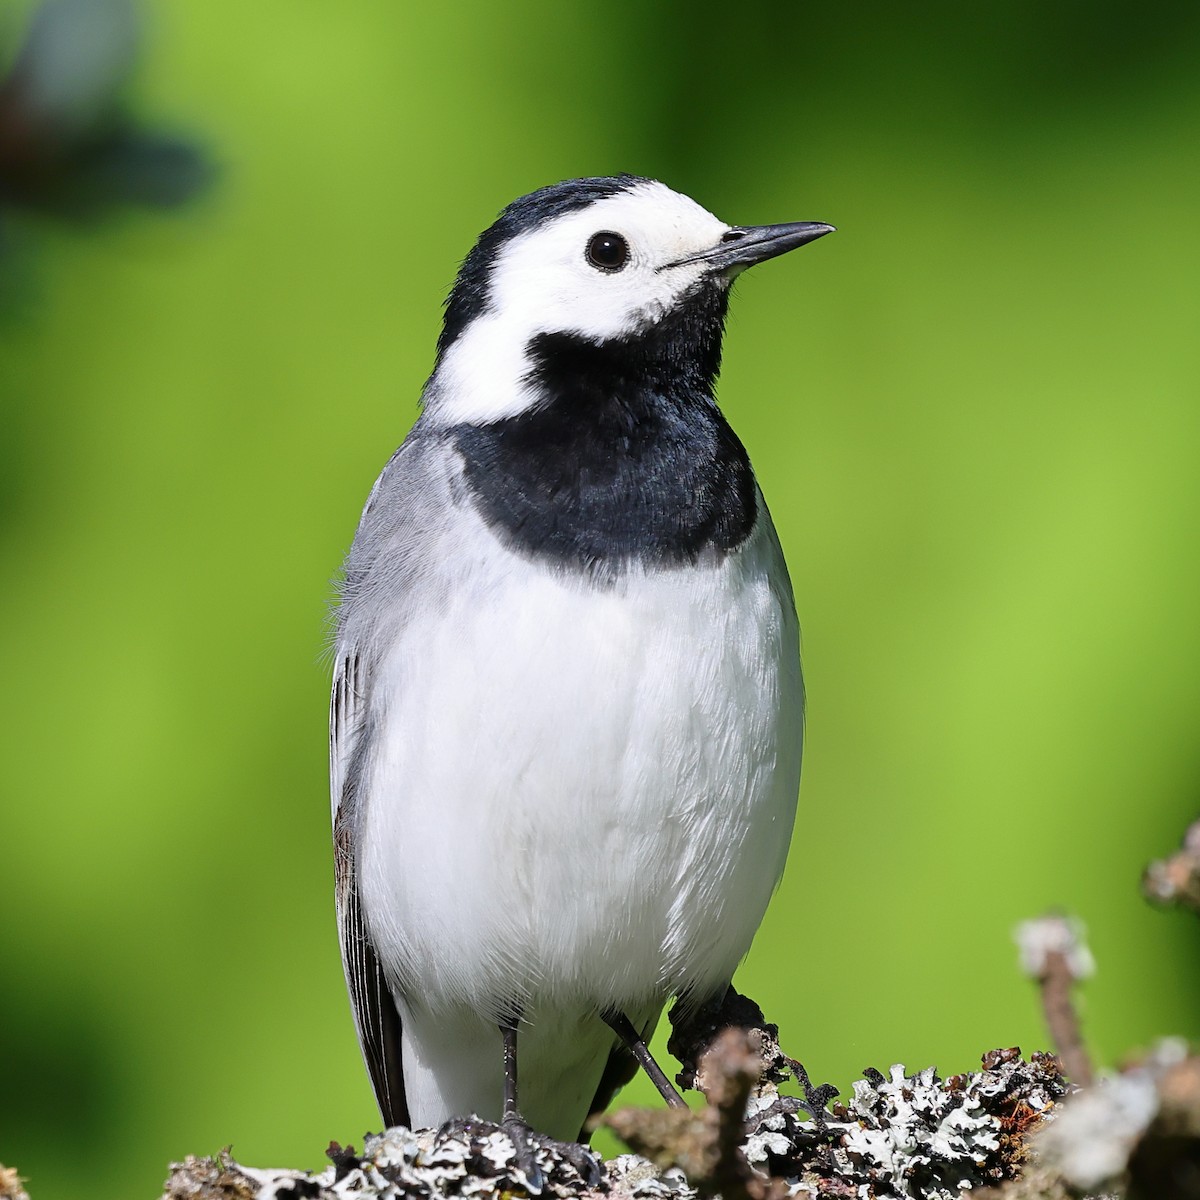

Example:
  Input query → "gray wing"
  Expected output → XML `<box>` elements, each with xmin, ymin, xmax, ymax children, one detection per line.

<box><xmin>330</xmin><ymin>428</ymin><xmax>465</xmax><ymax>1129</ymax></box>
<box><xmin>331</xmin><ymin>649</ymin><xmax>408</xmax><ymax>1128</ymax></box>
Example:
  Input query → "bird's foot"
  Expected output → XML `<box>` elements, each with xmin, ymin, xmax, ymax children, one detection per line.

<box><xmin>500</xmin><ymin>1114</ymin><xmax>605</xmax><ymax>1193</ymax></box>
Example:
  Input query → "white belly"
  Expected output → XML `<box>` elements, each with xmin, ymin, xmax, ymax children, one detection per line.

<box><xmin>357</xmin><ymin>516</ymin><xmax>802</xmax><ymax>1029</ymax></box>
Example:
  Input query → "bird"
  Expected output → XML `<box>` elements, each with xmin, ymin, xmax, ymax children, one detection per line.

<box><xmin>329</xmin><ymin>175</ymin><xmax>833</xmax><ymax>1168</ymax></box>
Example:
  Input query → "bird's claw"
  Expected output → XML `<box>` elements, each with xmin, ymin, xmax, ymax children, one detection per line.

<box><xmin>500</xmin><ymin>1114</ymin><xmax>604</xmax><ymax>1192</ymax></box>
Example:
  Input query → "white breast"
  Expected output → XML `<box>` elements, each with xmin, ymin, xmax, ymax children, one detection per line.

<box><xmin>356</xmin><ymin>503</ymin><xmax>802</xmax><ymax>1020</ymax></box>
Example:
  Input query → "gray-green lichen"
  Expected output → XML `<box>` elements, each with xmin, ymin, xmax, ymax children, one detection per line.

<box><xmin>159</xmin><ymin>1049</ymin><xmax>1070</xmax><ymax>1200</ymax></box>
<box><xmin>741</xmin><ymin>1047</ymin><xmax>1066</xmax><ymax>1198</ymax></box>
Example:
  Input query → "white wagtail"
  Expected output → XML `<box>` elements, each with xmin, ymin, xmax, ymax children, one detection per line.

<box><xmin>330</xmin><ymin>176</ymin><xmax>833</xmax><ymax>1168</ymax></box>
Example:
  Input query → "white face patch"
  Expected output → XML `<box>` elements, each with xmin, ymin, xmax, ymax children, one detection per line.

<box><xmin>425</xmin><ymin>181</ymin><xmax>732</xmax><ymax>426</ymax></box>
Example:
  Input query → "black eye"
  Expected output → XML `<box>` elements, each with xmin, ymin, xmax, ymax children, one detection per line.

<box><xmin>586</xmin><ymin>231</ymin><xmax>629</xmax><ymax>272</ymax></box>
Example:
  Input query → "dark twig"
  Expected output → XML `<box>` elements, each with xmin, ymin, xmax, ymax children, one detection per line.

<box><xmin>668</xmin><ymin>986</ymin><xmax>781</xmax><ymax>1091</ymax></box>
<box><xmin>599</xmin><ymin>1027</ymin><xmax>775</xmax><ymax>1200</ymax></box>
<box><xmin>702</xmin><ymin>1029</ymin><xmax>776</xmax><ymax>1200</ymax></box>
<box><xmin>0</xmin><ymin>1164</ymin><xmax>31</xmax><ymax>1200</ymax></box>
<box><xmin>1143</xmin><ymin>818</ymin><xmax>1200</xmax><ymax>917</ymax></box>
<box><xmin>1015</xmin><ymin>913</ymin><xmax>1096</xmax><ymax>1087</ymax></box>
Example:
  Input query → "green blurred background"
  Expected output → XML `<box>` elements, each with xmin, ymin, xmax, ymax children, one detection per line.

<box><xmin>2</xmin><ymin>1</ymin><xmax>1199</xmax><ymax>1196</ymax></box>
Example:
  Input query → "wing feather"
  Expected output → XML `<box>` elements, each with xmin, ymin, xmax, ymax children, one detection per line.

<box><xmin>331</xmin><ymin>650</ymin><xmax>409</xmax><ymax>1128</ymax></box>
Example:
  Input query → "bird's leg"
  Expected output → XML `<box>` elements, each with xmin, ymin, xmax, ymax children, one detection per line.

<box><xmin>497</xmin><ymin>1015</ymin><xmax>545</xmax><ymax>1191</ymax></box>
<box><xmin>497</xmin><ymin>1016</ymin><xmax>603</xmax><ymax>1190</ymax></box>
<box><xmin>602</xmin><ymin>1009</ymin><xmax>688</xmax><ymax>1109</ymax></box>
<box><xmin>500</xmin><ymin>1016</ymin><xmax>523</xmax><ymax>1124</ymax></box>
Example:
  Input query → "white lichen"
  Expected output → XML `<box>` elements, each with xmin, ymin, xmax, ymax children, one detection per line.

<box><xmin>739</xmin><ymin>1050</ymin><xmax>1066</xmax><ymax>1199</ymax></box>
<box><xmin>1015</xmin><ymin>913</ymin><xmax>1096</xmax><ymax>981</ymax></box>
<box><xmin>161</xmin><ymin>1052</ymin><xmax>1070</xmax><ymax>1200</ymax></box>
<box><xmin>1037</xmin><ymin>1038</ymin><xmax>1189</xmax><ymax>1191</ymax></box>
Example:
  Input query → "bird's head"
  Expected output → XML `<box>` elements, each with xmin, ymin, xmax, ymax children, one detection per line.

<box><xmin>423</xmin><ymin>176</ymin><xmax>833</xmax><ymax>425</ymax></box>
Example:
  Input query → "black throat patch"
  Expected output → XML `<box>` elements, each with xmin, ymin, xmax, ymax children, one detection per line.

<box><xmin>451</xmin><ymin>285</ymin><xmax>758</xmax><ymax>574</ymax></box>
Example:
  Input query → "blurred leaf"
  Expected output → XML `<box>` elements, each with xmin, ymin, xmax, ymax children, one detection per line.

<box><xmin>0</xmin><ymin>0</ymin><xmax>212</xmax><ymax>222</ymax></box>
